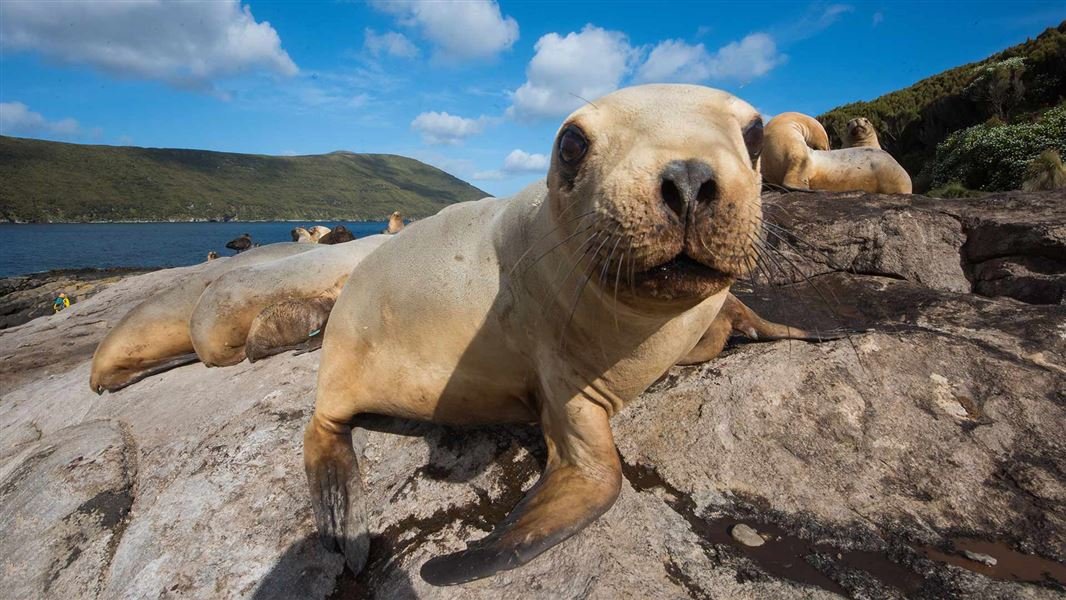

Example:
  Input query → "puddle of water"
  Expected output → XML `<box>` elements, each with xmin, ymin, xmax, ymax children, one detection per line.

<box><xmin>920</xmin><ymin>538</ymin><xmax>1066</xmax><ymax>586</ymax></box>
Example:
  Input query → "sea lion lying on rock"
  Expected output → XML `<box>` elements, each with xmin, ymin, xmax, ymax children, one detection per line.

<box><xmin>303</xmin><ymin>84</ymin><xmax>827</xmax><ymax>585</ymax></box>
<box><xmin>189</xmin><ymin>235</ymin><xmax>389</xmax><ymax>367</ymax></box>
<box><xmin>763</xmin><ymin>112</ymin><xmax>911</xmax><ymax>194</ymax></box>
<box><xmin>844</xmin><ymin>117</ymin><xmax>881</xmax><ymax>149</ymax></box>
<box><xmin>318</xmin><ymin>225</ymin><xmax>355</xmax><ymax>245</ymax></box>
<box><xmin>291</xmin><ymin>227</ymin><xmax>313</xmax><ymax>243</ymax></box>
<box><xmin>309</xmin><ymin>225</ymin><xmax>332</xmax><ymax>242</ymax></box>
<box><xmin>383</xmin><ymin>211</ymin><xmax>405</xmax><ymax>234</ymax></box>
<box><xmin>90</xmin><ymin>243</ymin><xmax>317</xmax><ymax>393</ymax></box>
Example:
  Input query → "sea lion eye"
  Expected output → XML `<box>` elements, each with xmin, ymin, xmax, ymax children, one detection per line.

<box><xmin>558</xmin><ymin>126</ymin><xmax>588</xmax><ymax>165</ymax></box>
<box><xmin>742</xmin><ymin>116</ymin><xmax>763</xmax><ymax>165</ymax></box>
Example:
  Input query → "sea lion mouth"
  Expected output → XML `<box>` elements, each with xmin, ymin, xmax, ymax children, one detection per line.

<box><xmin>645</xmin><ymin>252</ymin><xmax>729</xmax><ymax>279</ymax></box>
<box><xmin>630</xmin><ymin>251</ymin><xmax>735</xmax><ymax>301</ymax></box>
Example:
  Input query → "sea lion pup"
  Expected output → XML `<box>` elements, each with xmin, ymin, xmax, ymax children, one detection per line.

<box><xmin>383</xmin><ymin>211</ymin><xmax>405</xmax><ymax>234</ymax></box>
<box><xmin>762</xmin><ymin>112</ymin><xmax>912</xmax><ymax>194</ymax></box>
<box><xmin>225</xmin><ymin>233</ymin><xmax>254</xmax><ymax>253</ymax></box>
<box><xmin>189</xmin><ymin>235</ymin><xmax>390</xmax><ymax>367</ymax></box>
<box><xmin>304</xmin><ymin>84</ymin><xmax>768</xmax><ymax>584</ymax></box>
<box><xmin>309</xmin><ymin>225</ymin><xmax>332</xmax><ymax>242</ymax></box>
<box><xmin>317</xmin><ymin>225</ymin><xmax>355</xmax><ymax>245</ymax></box>
<box><xmin>291</xmin><ymin>227</ymin><xmax>313</xmax><ymax>243</ymax></box>
<box><xmin>844</xmin><ymin>117</ymin><xmax>881</xmax><ymax>149</ymax></box>
<box><xmin>89</xmin><ymin>243</ymin><xmax>317</xmax><ymax>394</ymax></box>
<box><xmin>206</xmin><ymin>251</ymin><xmax>219</xmax><ymax>261</ymax></box>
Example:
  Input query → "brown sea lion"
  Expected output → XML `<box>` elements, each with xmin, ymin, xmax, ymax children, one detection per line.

<box><xmin>206</xmin><ymin>251</ymin><xmax>219</xmax><ymax>261</ymax></box>
<box><xmin>844</xmin><ymin>116</ymin><xmax>881</xmax><ymax>149</ymax></box>
<box><xmin>291</xmin><ymin>227</ymin><xmax>313</xmax><ymax>243</ymax></box>
<box><xmin>309</xmin><ymin>225</ymin><xmax>332</xmax><ymax>242</ymax></box>
<box><xmin>317</xmin><ymin>225</ymin><xmax>355</xmax><ymax>245</ymax></box>
<box><xmin>303</xmin><ymin>84</ymin><xmax>776</xmax><ymax>584</ymax></box>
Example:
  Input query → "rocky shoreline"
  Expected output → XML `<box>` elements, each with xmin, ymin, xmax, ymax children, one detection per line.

<box><xmin>0</xmin><ymin>267</ymin><xmax>155</xmax><ymax>329</ymax></box>
<box><xmin>0</xmin><ymin>190</ymin><xmax>1063</xmax><ymax>599</ymax></box>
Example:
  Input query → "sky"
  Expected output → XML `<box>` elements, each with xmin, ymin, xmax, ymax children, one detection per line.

<box><xmin>1</xmin><ymin>1</ymin><xmax>1063</xmax><ymax>197</ymax></box>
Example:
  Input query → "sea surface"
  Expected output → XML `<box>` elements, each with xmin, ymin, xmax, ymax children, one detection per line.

<box><xmin>0</xmin><ymin>221</ymin><xmax>389</xmax><ymax>278</ymax></box>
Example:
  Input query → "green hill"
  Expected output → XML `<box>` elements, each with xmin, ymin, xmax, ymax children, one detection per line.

<box><xmin>0</xmin><ymin>136</ymin><xmax>490</xmax><ymax>223</ymax></box>
<box><xmin>818</xmin><ymin>22</ymin><xmax>1066</xmax><ymax>191</ymax></box>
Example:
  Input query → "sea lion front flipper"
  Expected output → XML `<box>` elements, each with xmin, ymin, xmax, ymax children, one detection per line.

<box><xmin>245</xmin><ymin>298</ymin><xmax>333</xmax><ymax>362</ymax></box>
<box><xmin>420</xmin><ymin>401</ymin><xmax>622</xmax><ymax>586</ymax></box>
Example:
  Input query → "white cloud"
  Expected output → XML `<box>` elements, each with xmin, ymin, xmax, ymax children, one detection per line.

<box><xmin>502</xmin><ymin>149</ymin><xmax>549</xmax><ymax>172</ymax></box>
<box><xmin>473</xmin><ymin>148</ymin><xmax>550</xmax><ymax>181</ymax></box>
<box><xmin>0</xmin><ymin>0</ymin><xmax>297</xmax><ymax>95</ymax></box>
<box><xmin>775</xmin><ymin>4</ymin><xmax>854</xmax><ymax>43</ymax></box>
<box><xmin>410</xmin><ymin>111</ymin><xmax>489</xmax><ymax>144</ymax></box>
<box><xmin>370</xmin><ymin>0</ymin><xmax>518</xmax><ymax>61</ymax></box>
<box><xmin>0</xmin><ymin>102</ymin><xmax>80</xmax><ymax>137</ymax></box>
<box><xmin>636</xmin><ymin>34</ymin><xmax>786</xmax><ymax>84</ymax></box>
<box><xmin>509</xmin><ymin>25</ymin><xmax>637</xmax><ymax>120</ymax></box>
<box><xmin>364</xmin><ymin>28</ymin><xmax>420</xmax><ymax>59</ymax></box>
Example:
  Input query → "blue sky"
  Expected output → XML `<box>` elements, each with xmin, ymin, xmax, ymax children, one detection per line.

<box><xmin>1</xmin><ymin>1</ymin><xmax>1063</xmax><ymax>197</ymax></box>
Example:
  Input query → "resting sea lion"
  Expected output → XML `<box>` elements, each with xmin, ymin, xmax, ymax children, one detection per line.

<box><xmin>762</xmin><ymin>112</ymin><xmax>911</xmax><ymax>194</ymax></box>
<box><xmin>90</xmin><ymin>243</ymin><xmax>317</xmax><ymax>393</ymax></box>
<box><xmin>292</xmin><ymin>227</ymin><xmax>313</xmax><ymax>243</ymax></box>
<box><xmin>225</xmin><ymin>233</ymin><xmax>254</xmax><ymax>253</ymax></box>
<box><xmin>189</xmin><ymin>235</ymin><xmax>390</xmax><ymax>367</ymax></box>
<box><xmin>303</xmin><ymin>84</ymin><xmax>775</xmax><ymax>584</ymax></box>
<box><xmin>844</xmin><ymin>117</ymin><xmax>881</xmax><ymax>149</ymax></box>
<box><xmin>383</xmin><ymin>211</ymin><xmax>405</xmax><ymax>234</ymax></box>
<box><xmin>318</xmin><ymin>225</ymin><xmax>355</xmax><ymax>245</ymax></box>
<box><xmin>309</xmin><ymin>225</ymin><xmax>332</xmax><ymax>242</ymax></box>
<box><xmin>206</xmin><ymin>251</ymin><xmax>219</xmax><ymax>261</ymax></box>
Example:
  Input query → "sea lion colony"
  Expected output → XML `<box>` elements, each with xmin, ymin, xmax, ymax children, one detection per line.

<box><xmin>88</xmin><ymin>84</ymin><xmax>904</xmax><ymax>584</ymax></box>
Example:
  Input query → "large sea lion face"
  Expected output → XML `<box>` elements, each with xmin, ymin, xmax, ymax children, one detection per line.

<box><xmin>546</xmin><ymin>84</ymin><xmax>763</xmax><ymax>306</ymax></box>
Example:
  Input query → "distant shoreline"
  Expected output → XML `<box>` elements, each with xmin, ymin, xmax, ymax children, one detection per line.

<box><xmin>1</xmin><ymin>218</ymin><xmax>398</xmax><ymax>225</ymax></box>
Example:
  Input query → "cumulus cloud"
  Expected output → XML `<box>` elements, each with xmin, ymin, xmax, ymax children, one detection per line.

<box><xmin>0</xmin><ymin>0</ymin><xmax>297</xmax><ymax>95</ymax></box>
<box><xmin>410</xmin><ymin>111</ymin><xmax>490</xmax><ymax>144</ymax></box>
<box><xmin>473</xmin><ymin>148</ymin><xmax>550</xmax><ymax>181</ymax></box>
<box><xmin>636</xmin><ymin>34</ymin><xmax>786</xmax><ymax>84</ymax></box>
<box><xmin>509</xmin><ymin>25</ymin><xmax>637</xmax><ymax>120</ymax></box>
<box><xmin>364</xmin><ymin>28</ymin><xmax>420</xmax><ymax>59</ymax></box>
<box><xmin>370</xmin><ymin>0</ymin><xmax>518</xmax><ymax>61</ymax></box>
<box><xmin>0</xmin><ymin>102</ymin><xmax>80</xmax><ymax>137</ymax></box>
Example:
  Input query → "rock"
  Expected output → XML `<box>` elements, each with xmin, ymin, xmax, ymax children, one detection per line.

<box><xmin>730</xmin><ymin>524</ymin><xmax>766</xmax><ymax>547</ymax></box>
<box><xmin>0</xmin><ymin>267</ymin><xmax>153</xmax><ymax>330</ymax></box>
<box><xmin>0</xmin><ymin>190</ymin><xmax>1064</xmax><ymax>599</ymax></box>
<box><xmin>964</xmin><ymin>550</ymin><xmax>998</xmax><ymax>567</ymax></box>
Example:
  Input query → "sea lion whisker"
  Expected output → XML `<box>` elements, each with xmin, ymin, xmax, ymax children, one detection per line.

<box><xmin>518</xmin><ymin>221</ymin><xmax>598</xmax><ymax>282</ymax></box>
<box><xmin>509</xmin><ymin>211</ymin><xmax>596</xmax><ymax>278</ymax></box>
<box><xmin>538</xmin><ymin>229</ymin><xmax>604</xmax><ymax>316</ymax></box>
<box><xmin>560</xmin><ymin>228</ymin><xmax>618</xmax><ymax>346</ymax></box>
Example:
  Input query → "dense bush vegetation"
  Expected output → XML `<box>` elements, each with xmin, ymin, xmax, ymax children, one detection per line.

<box><xmin>819</xmin><ymin>22</ymin><xmax>1066</xmax><ymax>191</ymax></box>
<box><xmin>1023</xmin><ymin>148</ymin><xmax>1066</xmax><ymax>191</ymax></box>
<box><xmin>930</xmin><ymin>103</ymin><xmax>1065</xmax><ymax>190</ymax></box>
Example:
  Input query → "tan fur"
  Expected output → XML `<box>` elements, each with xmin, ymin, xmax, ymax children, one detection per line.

<box><xmin>206</xmin><ymin>251</ymin><xmax>219</xmax><ymax>261</ymax></box>
<box><xmin>763</xmin><ymin>112</ymin><xmax>911</xmax><ymax>193</ymax></box>
<box><xmin>308</xmin><ymin>225</ymin><xmax>332</xmax><ymax>242</ymax></box>
<box><xmin>90</xmin><ymin>243</ymin><xmax>317</xmax><ymax>393</ymax></box>
<box><xmin>189</xmin><ymin>235</ymin><xmax>389</xmax><ymax>367</ymax></box>
<box><xmin>385</xmin><ymin>211</ymin><xmax>405</xmax><ymax>234</ymax></box>
<box><xmin>844</xmin><ymin>117</ymin><xmax>881</xmax><ymax>149</ymax></box>
<box><xmin>304</xmin><ymin>84</ymin><xmax>767</xmax><ymax>584</ymax></box>
<box><xmin>291</xmin><ymin>227</ymin><xmax>313</xmax><ymax>243</ymax></box>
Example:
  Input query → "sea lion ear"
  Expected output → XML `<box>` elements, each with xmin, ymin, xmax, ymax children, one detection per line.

<box><xmin>742</xmin><ymin>115</ymin><xmax>763</xmax><ymax>167</ymax></box>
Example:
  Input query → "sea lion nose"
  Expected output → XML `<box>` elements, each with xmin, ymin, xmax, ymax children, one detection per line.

<box><xmin>659</xmin><ymin>159</ymin><xmax>717</xmax><ymax>220</ymax></box>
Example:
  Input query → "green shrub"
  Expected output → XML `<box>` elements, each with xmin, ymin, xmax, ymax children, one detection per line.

<box><xmin>1022</xmin><ymin>149</ymin><xmax>1066</xmax><ymax>191</ymax></box>
<box><xmin>926</xmin><ymin>182</ymin><xmax>986</xmax><ymax>198</ymax></box>
<box><xmin>930</xmin><ymin>103</ymin><xmax>1066</xmax><ymax>191</ymax></box>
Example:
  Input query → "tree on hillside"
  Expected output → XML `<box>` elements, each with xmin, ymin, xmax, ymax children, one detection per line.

<box><xmin>964</xmin><ymin>57</ymin><xmax>1027</xmax><ymax>121</ymax></box>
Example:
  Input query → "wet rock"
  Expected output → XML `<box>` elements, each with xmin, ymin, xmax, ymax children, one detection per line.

<box><xmin>730</xmin><ymin>524</ymin><xmax>766</xmax><ymax>547</ymax></box>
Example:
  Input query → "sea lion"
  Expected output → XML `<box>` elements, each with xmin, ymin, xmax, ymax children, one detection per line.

<box><xmin>383</xmin><ymin>211</ymin><xmax>405</xmax><ymax>234</ymax></box>
<box><xmin>225</xmin><ymin>233</ymin><xmax>254</xmax><ymax>253</ymax></box>
<box><xmin>206</xmin><ymin>251</ymin><xmax>219</xmax><ymax>261</ymax></box>
<box><xmin>292</xmin><ymin>227</ymin><xmax>313</xmax><ymax>243</ymax></box>
<box><xmin>318</xmin><ymin>225</ymin><xmax>355</xmax><ymax>245</ymax></box>
<box><xmin>844</xmin><ymin>117</ymin><xmax>881</xmax><ymax>149</ymax></box>
<box><xmin>762</xmin><ymin>112</ymin><xmax>911</xmax><ymax>194</ymax></box>
<box><xmin>303</xmin><ymin>84</ymin><xmax>770</xmax><ymax>584</ymax></box>
<box><xmin>309</xmin><ymin>225</ymin><xmax>332</xmax><ymax>242</ymax></box>
<box><xmin>189</xmin><ymin>235</ymin><xmax>390</xmax><ymax>367</ymax></box>
<box><xmin>90</xmin><ymin>243</ymin><xmax>317</xmax><ymax>393</ymax></box>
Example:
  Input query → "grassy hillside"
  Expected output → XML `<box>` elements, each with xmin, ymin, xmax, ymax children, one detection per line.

<box><xmin>0</xmin><ymin>136</ymin><xmax>489</xmax><ymax>222</ymax></box>
<box><xmin>819</xmin><ymin>22</ymin><xmax>1066</xmax><ymax>190</ymax></box>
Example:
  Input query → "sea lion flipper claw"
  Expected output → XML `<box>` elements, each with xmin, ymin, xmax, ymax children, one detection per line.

<box><xmin>420</xmin><ymin>402</ymin><xmax>622</xmax><ymax>586</ymax></box>
<box><xmin>304</xmin><ymin>415</ymin><xmax>369</xmax><ymax>573</ymax></box>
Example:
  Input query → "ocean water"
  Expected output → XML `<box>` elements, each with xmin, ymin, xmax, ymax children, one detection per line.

<box><xmin>0</xmin><ymin>221</ymin><xmax>389</xmax><ymax>278</ymax></box>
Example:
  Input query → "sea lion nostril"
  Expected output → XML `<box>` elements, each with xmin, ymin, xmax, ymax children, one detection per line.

<box><xmin>661</xmin><ymin>179</ymin><xmax>684</xmax><ymax>218</ymax></box>
<box><xmin>696</xmin><ymin>180</ymin><xmax>717</xmax><ymax>205</ymax></box>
